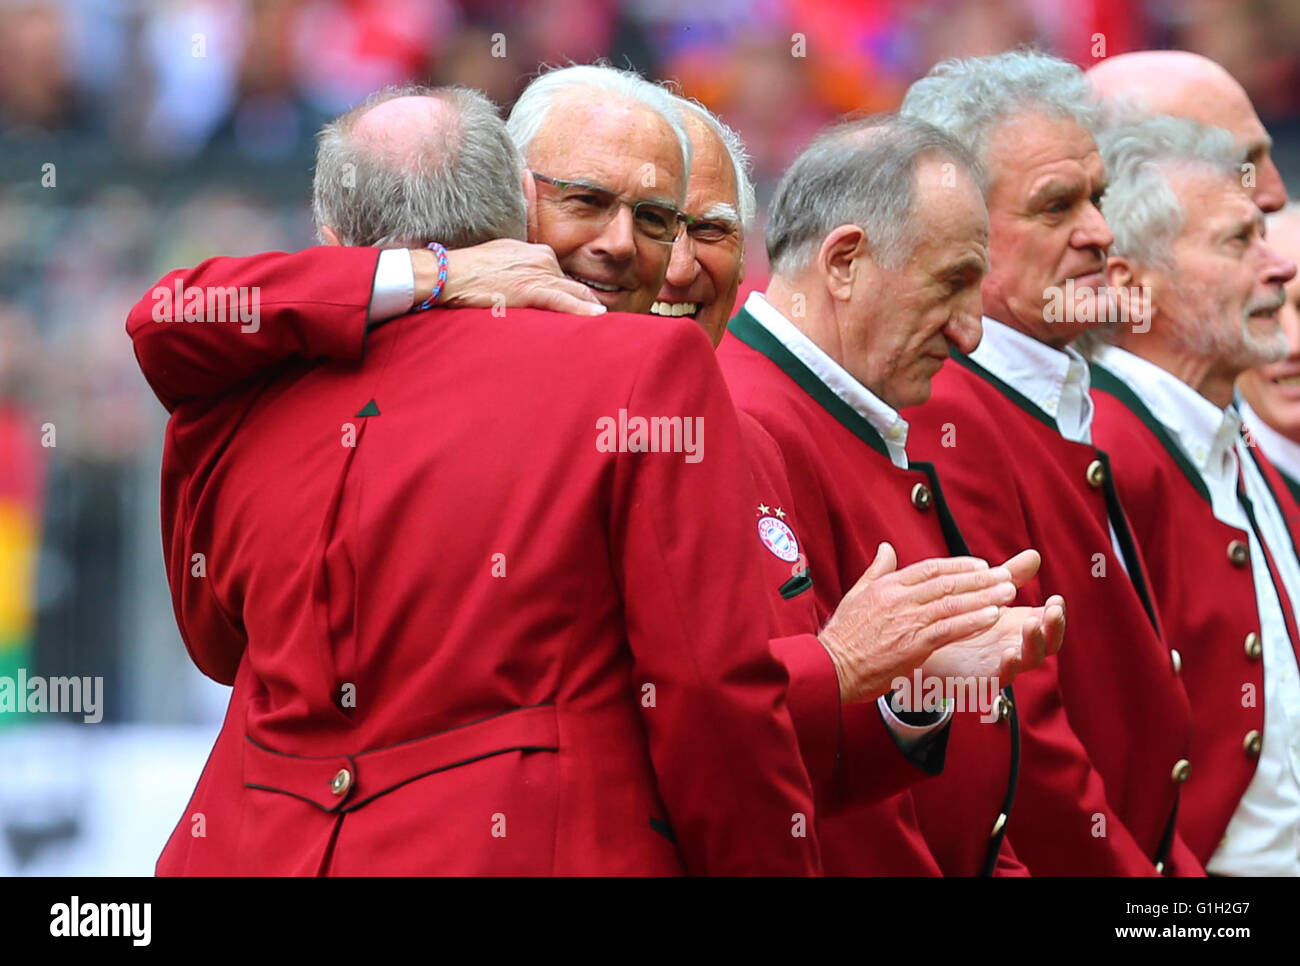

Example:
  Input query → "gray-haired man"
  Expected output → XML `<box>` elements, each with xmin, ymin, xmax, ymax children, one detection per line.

<box><xmin>717</xmin><ymin>113</ymin><xmax>1065</xmax><ymax>876</ymax></box>
<box><xmin>900</xmin><ymin>49</ymin><xmax>1202</xmax><ymax>875</ymax></box>
<box><xmin>1089</xmin><ymin>117</ymin><xmax>1300</xmax><ymax>876</ymax></box>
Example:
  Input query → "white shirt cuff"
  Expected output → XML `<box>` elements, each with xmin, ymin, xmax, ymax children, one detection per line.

<box><xmin>877</xmin><ymin>694</ymin><xmax>953</xmax><ymax>751</ymax></box>
<box><xmin>369</xmin><ymin>248</ymin><xmax>416</xmax><ymax>322</ymax></box>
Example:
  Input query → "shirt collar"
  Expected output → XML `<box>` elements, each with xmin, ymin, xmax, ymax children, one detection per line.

<box><xmin>1239</xmin><ymin>398</ymin><xmax>1300</xmax><ymax>484</ymax></box>
<box><xmin>743</xmin><ymin>291</ymin><xmax>910</xmax><ymax>469</ymax></box>
<box><xmin>969</xmin><ymin>316</ymin><xmax>1094</xmax><ymax>442</ymax></box>
<box><xmin>1092</xmin><ymin>344</ymin><xmax>1241</xmax><ymax>482</ymax></box>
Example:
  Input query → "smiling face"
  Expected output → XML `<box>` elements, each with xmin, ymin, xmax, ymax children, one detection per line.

<box><xmin>652</xmin><ymin>114</ymin><xmax>745</xmax><ymax>346</ymax></box>
<box><xmin>1147</xmin><ymin>169</ymin><xmax>1295</xmax><ymax>377</ymax></box>
<box><xmin>525</xmin><ymin>93</ymin><xmax>686</xmax><ymax>313</ymax></box>
<box><xmin>980</xmin><ymin>112</ymin><xmax>1113</xmax><ymax>348</ymax></box>
<box><xmin>1236</xmin><ymin>217</ymin><xmax>1300</xmax><ymax>435</ymax></box>
<box><xmin>846</xmin><ymin>157</ymin><xmax>989</xmax><ymax>410</ymax></box>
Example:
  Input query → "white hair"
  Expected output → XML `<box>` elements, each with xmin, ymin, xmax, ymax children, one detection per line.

<box><xmin>1100</xmin><ymin>115</ymin><xmax>1242</xmax><ymax>270</ymax></box>
<box><xmin>900</xmin><ymin>48</ymin><xmax>1102</xmax><ymax>174</ymax></box>
<box><xmin>506</xmin><ymin>64</ymin><xmax>693</xmax><ymax>188</ymax></box>
<box><xmin>673</xmin><ymin>96</ymin><xmax>757</xmax><ymax>232</ymax></box>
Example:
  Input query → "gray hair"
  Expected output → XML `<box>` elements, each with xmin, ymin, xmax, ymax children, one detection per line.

<box><xmin>1100</xmin><ymin>115</ymin><xmax>1241</xmax><ymax>270</ymax></box>
<box><xmin>506</xmin><ymin>64</ymin><xmax>693</xmax><ymax>188</ymax></box>
<box><xmin>900</xmin><ymin>48</ymin><xmax>1102</xmax><ymax>173</ymax></box>
<box><xmin>312</xmin><ymin>84</ymin><xmax>527</xmax><ymax>248</ymax></box>
<box><xmin>766</xmin><ymin>114</ymin><xmax>984</xmax><ymax>275</ymax></box>
<box><xmin>674</xmin><ymin>96</ymin><xmax>757</xmax><ymax>231</ymax></box>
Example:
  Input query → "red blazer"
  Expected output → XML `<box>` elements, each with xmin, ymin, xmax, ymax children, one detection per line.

<box><xmin>718</xmin><ymin>309</ymin><xmax>1023</xmax><ymax>876</ymax></box>
<box><xmin>907</xmin><ymin>353</ymin><xmax>1201</xmax><ymax>876</ymax></box>
<box><xmin>128</xmin><ymin>252</ymin><xmax>821</xmax><ymax>875</ymax></box>
<box><xmin>1092</xmin><ymin>364</ymin><xmax>1300</xmax><ymax>866</ymax></box>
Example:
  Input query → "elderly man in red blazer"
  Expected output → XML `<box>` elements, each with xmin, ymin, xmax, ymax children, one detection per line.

<box><xmin>715</xmin><ymin>114</ymin><xmax>1067</xmax><ymax>876</ymax></box>
<box><xmin>899</xmin><ymin>50</ymin><xmax>1202</xmax><ymax>876</ymax></box>
<box><xmin>1088</xmin><ymin>116</ymin><xmax>1300</xmax><ymax>876</ymax></box>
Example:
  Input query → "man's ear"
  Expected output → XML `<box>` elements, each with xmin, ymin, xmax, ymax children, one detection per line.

<box><xmin>522</xmin><ymin>170</ymin><xmax>539</xmax><ymax>243</ymax></box>
<box><xmin>818</xmin><ymin>225</ymin><xmax>868</xmax><ymax>302</ymax></box>
<box><xmin>320</xmin><ymin>225</ymin><xmax>342</xmax><ymax>247</ymax></box>
<box><xmin>1105</xmin><ymin>255</ymin><xmax>1133</xmax><ymax>290</ymax></box>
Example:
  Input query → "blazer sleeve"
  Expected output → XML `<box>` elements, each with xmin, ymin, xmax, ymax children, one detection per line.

<box><xmin>739</xmin><ymin>411</ymin><xmax>945</xmax><ymax>812</ymax></box>
<box><xmin>607</xmin><ymin>319</ymin><xmax>821</xmax><ymax>875</ymax></box>
<box><xmin>126</xmin><ymin>247</ymin><xmax>380</xmax><ymax>411</ymax></box>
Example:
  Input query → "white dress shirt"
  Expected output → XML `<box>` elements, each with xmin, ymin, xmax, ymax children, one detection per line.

<box><xmin>744</xmin><ymin>291</ymin><xmax>911</xmax><ymax>468</ymax></box>
<box><xmin>1241</xmin><ymin>399</ymin><xmax>1300</xmax><ymax>487</ymax></box>
<box><xmin>369</xmin><ymin>248</ymin><xmax>418</xmax><ymax>320</ymax></box>
<box><xmin>969</xmin><ymin>318</ymin><xmax>1129</xmax><ymax>572</ymax></box>
<box><xmin>743</xmin><ymin>291</ymin><xmax>950</xmax><ymax>743</ymax></box>
<box><xmin>1094</xmin><ymin>345</ymin><xmax>1300</xmax><ymax>876</ymax></box>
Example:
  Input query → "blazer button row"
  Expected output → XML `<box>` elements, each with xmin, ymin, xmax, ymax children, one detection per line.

<box><xmin>911</xmin><ymin>483</ymin><xmax>932</xmax><ymax>511</ymax></box>
<box><xmin>1085</xmin><ymin>459</ymin><xmax>1105</xmax><ymax>489</ymax></box>
<box><xmin>1227</xmin><ymin>539</ymin><xmax>1249</xmax><ymax>567</ymax></box>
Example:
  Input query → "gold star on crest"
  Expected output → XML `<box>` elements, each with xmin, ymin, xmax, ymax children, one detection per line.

<box><xmin>773</xmin><ymin>507</ymin><xmax>787</xmax><ymax>519</ymax></box>
<box><xmin>757</xmin><ymin>503</ymin><xmax>771</xmax><ymax>516</ymax></box>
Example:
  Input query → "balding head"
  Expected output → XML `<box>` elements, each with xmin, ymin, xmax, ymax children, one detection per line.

<box><xmin>1088</xmin><ymin>51</ymin><xmax>1287</xmax><ymax>212</ymax></box>
<box><xmin>348</xmin><ymin>95</ymin><xmax>461</xmax><ymax>168</ymax></box>
<box><xmin>312</xmin><ymin>84</ymin><xmax>526</xmax><ymax>249</ymax></box>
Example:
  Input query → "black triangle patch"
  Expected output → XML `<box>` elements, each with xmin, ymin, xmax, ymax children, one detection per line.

<box><xmin>355</xmin><ymin>399</ymin><xmax>380</xmax><ymax>418</ymax></box>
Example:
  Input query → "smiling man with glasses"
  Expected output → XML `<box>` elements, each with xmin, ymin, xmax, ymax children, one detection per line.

<box><xmin>507</xmin><ymin>66</ymin><xmax>693</xmax><ymax>314</ymax></box>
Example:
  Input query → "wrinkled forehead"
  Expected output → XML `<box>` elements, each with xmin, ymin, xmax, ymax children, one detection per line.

<box><xmin>986</xmin><ymin>111</ymin><xmax>1103</xmax><ymax>185</ymax></box>
<box><xmin>527</xmin><ymin>94</ymin><xmax>686</xmax><ymax>199</ymax></box>
<box><xmin>1170</xmin><ymin>165</ymin><xmax>1258</xmax><ymax>237</ymax></box>
<box><xmin>683</xmin><ymin>115</ymin><xmax>738</xmax><ymax>214</ymax></box>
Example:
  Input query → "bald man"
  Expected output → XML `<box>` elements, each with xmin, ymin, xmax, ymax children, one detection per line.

<box><xmin>1087</xmin><ymin>50</ymin><xmax>1287</xmax><ymax>213</ymax></box>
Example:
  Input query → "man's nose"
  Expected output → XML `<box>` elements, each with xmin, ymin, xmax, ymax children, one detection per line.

<box><xmin>1253</xmin><ymin>157</ymin><xmax>1289</xmax><ymax>214</ymax></box>
<box><xmin>589</xmin><ymin>204</ymin><xmax>638</xmax><ymax>262</ymax></box>
<box><xmin>1263</xmin><ymin>241</ymin><xmax>1297</xmax><ymax>287</ymax></box>
<box><xmin>662</xmin><ymin>231</ymin><xmax>698</xmax><ymax>290</ymax></box>
<box><xmin>946</xmin><ymin>306</ymin><xmax>984</xmax><ymax>355</ymax></box>
<box><xmin>1075</xmin><ymin>201</ymin><xmax>1114</xmax><ymax>254</ymax></box>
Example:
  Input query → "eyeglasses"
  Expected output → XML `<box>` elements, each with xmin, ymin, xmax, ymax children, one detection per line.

<box><xmin>682</xmin><ymin>212</ymin><xmax>741</xmax><ymax>245</ymax></box>
<box><xmin>531</xmin><ymin>171</ymin><xmax>685</xmax><ymax>244</ymax></box>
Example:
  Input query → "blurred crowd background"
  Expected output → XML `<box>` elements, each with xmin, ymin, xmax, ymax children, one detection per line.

<box><xmin>2</xmin><ymin>0</ymin><xmax>1300</xmax><ymax>874</ymax></box>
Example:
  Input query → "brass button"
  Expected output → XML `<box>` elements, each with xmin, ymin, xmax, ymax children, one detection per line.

<box><xmin>1085</xmin><ymin>459</ymin><xmax>1105</xmax><ymax>488</ymax></box>
<box><xmin>1171</xmin><ymin>758</ymin><xmax>1191</xmax><ymax>783</ymax></box>
<box><xmin>1227</xmin><ymin>539</ymin><xmax>1248</xmax><ymax>567</ymax></box>
<box><xmin>1243</xmin><ymin>730</ymin><xmax>1262</xmax><ymax>758</ymax></box>
<box><xmin>1155</xmin><ymin>861</ymin><xmax>1166</xmax><ymax>875</ymax></box>
<box><xmin>1244</xmin><ymin>631</ymin><xmax>1262</xmax><ymax>661</ymax></box>
<box><xmin>990</xmin><ymin>812</ymin><xmax>1007</xmax><ymax>838</ymax></box>
<box><xmin>995</xmin><ymin>694</ymin><xmax>1013</xmax><ymax>721</ymax></box>
<box><xmin>910</xmin><ymin>482</ymin><xmax>932</xmax><ymax>511</ymax></box>
<box><xmin>1170</xmin><ymin>649</ymin><xmax>1182</xmax><ymax>675</ymax></box>
<box><xmin>330</xmin><ymin>768</ymin><xmax>352</xmax><ymax>796</ymax></box>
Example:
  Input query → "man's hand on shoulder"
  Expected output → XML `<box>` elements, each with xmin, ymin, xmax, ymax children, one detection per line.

<box><xmin>417</xmin><ymin>239</ymin><xmax>607</xmax><ymax>317</ymax></box>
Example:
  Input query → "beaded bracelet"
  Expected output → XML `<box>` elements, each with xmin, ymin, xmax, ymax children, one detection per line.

<box><xmin>415</xmin><ymin>242</ymin><xmax>449</xmax><ymax>311</ymax></box>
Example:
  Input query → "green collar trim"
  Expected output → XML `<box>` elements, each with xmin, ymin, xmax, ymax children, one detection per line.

<box><xmin>1089</xmin><ymin>362</ymin><xmax>1212</xmax><ymax>506</ymax></box>
<box><xmin>728</xmin><ymin>307</ymin><xmax>890</xmax><ymax>460</ymax></box>
<box><xmin>949</xmin><ymin>348</ymin><xmax>1060</xmax><ymax>432</ymax></box>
